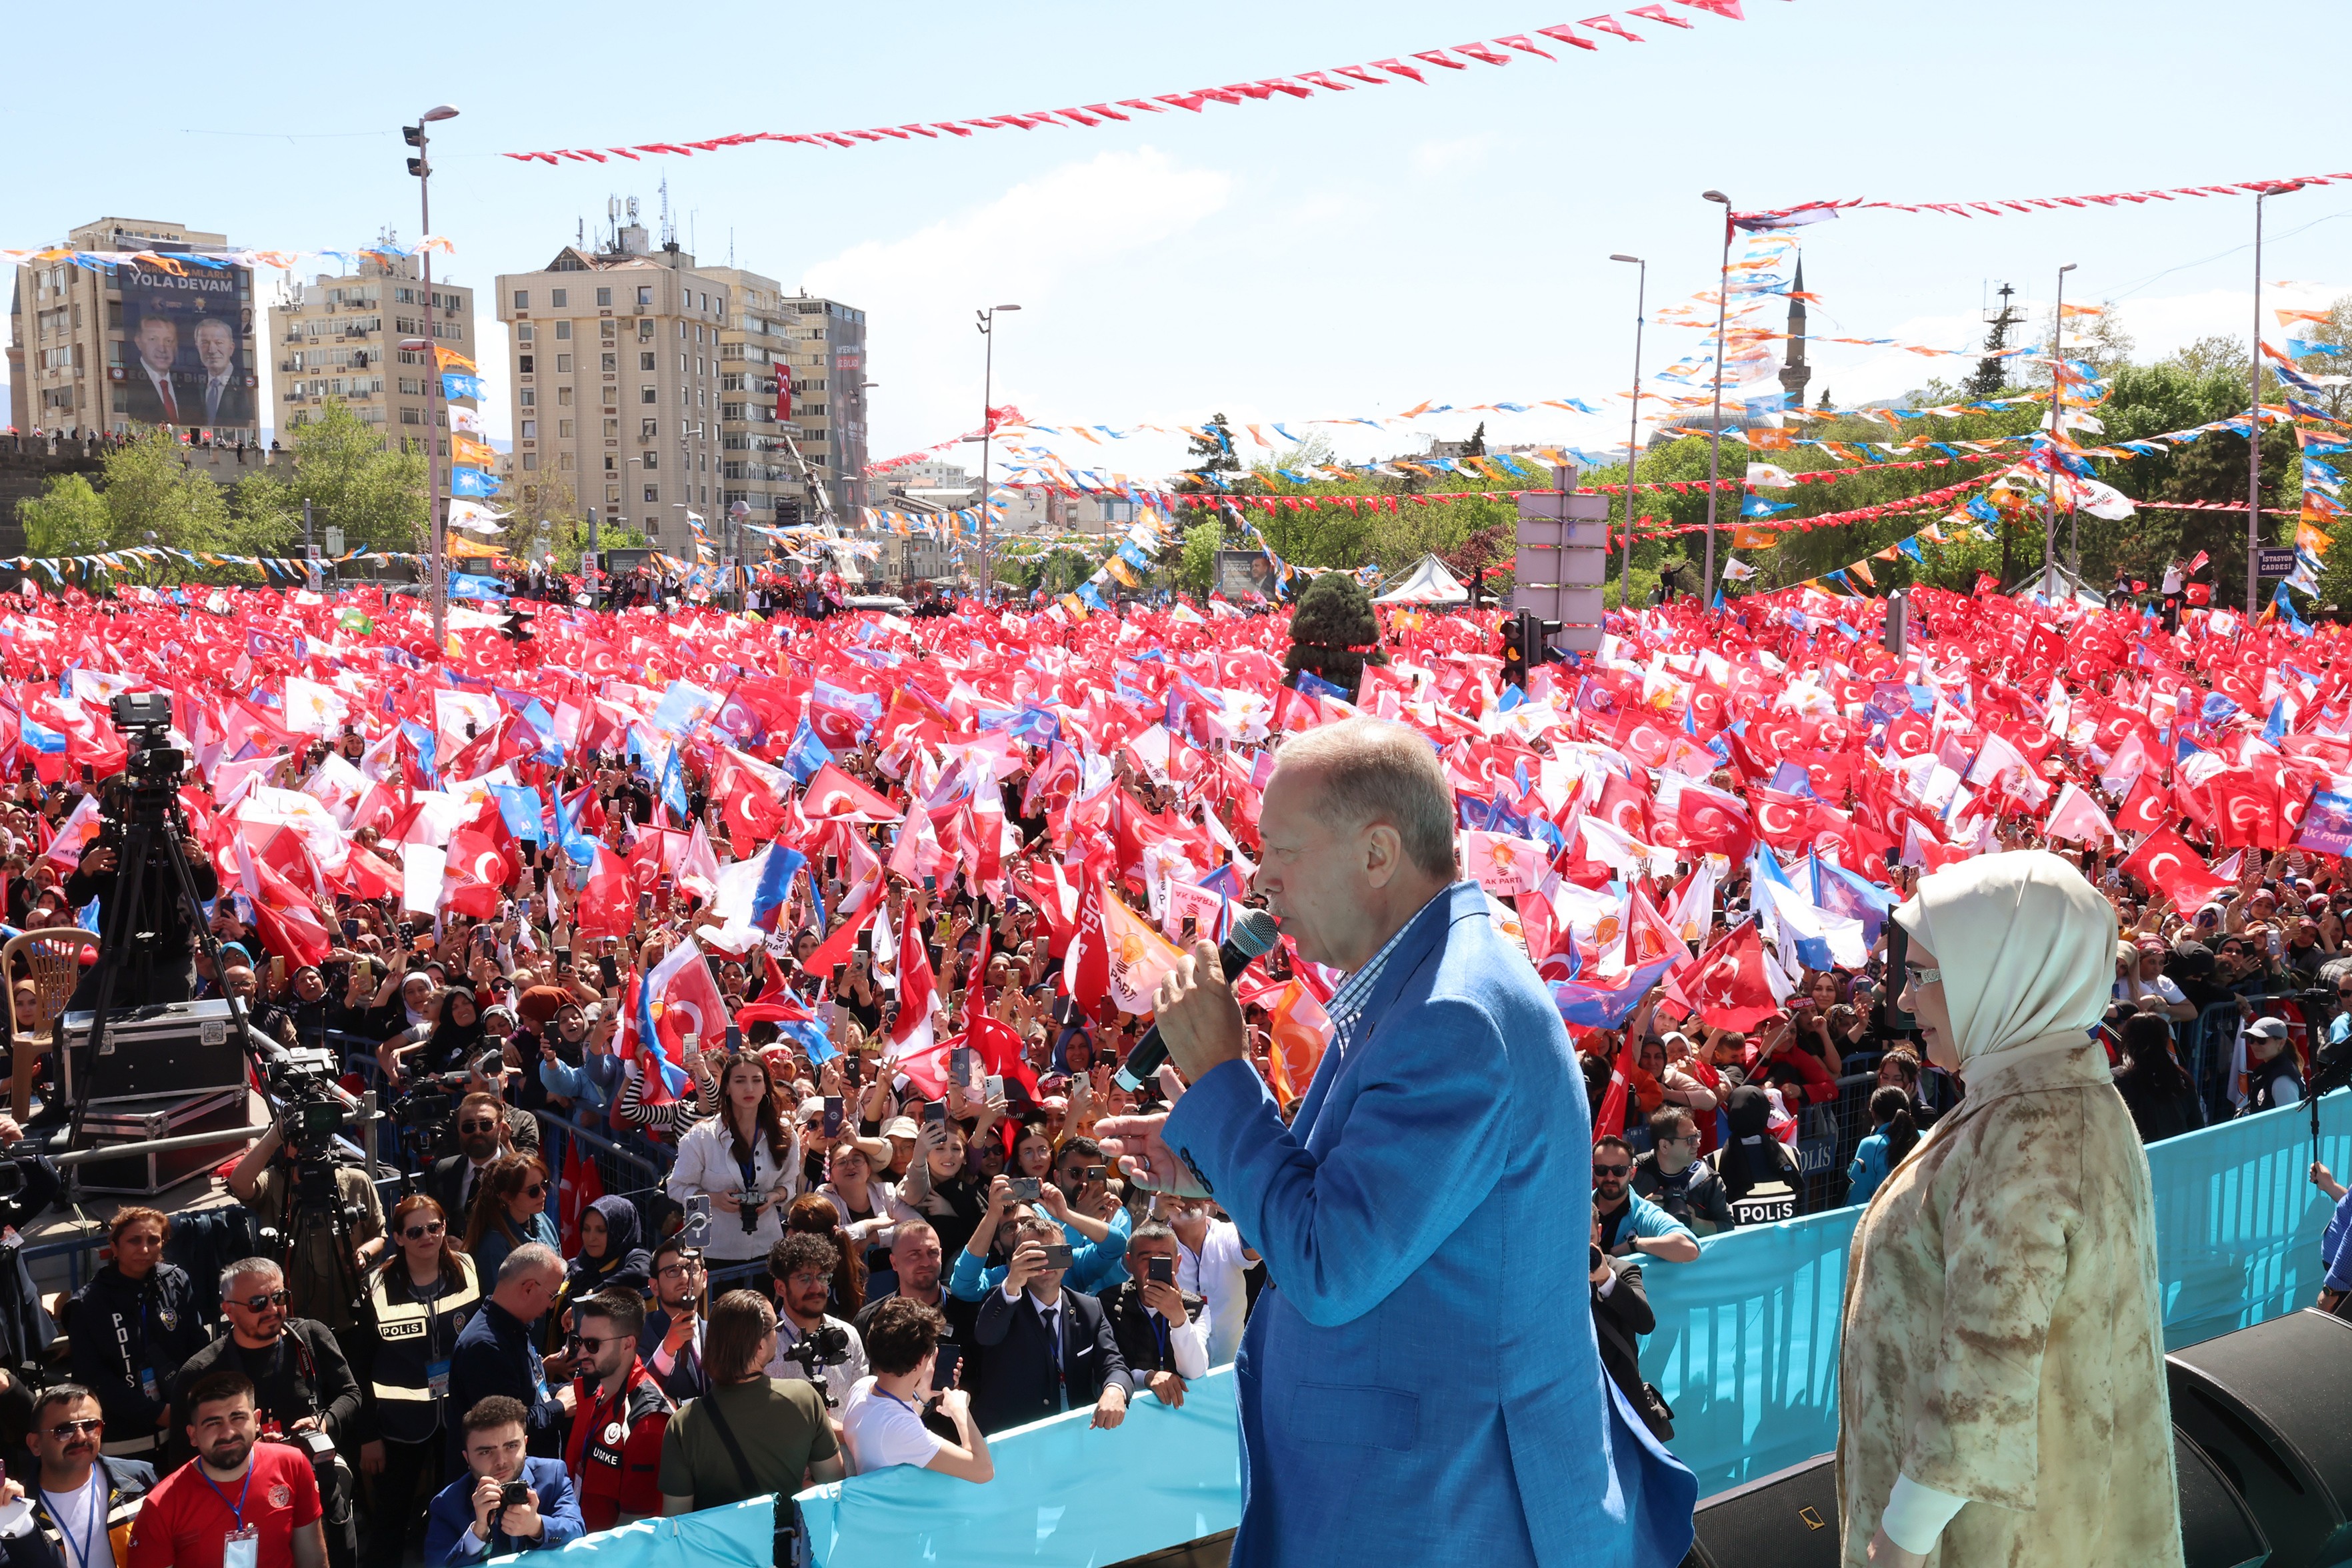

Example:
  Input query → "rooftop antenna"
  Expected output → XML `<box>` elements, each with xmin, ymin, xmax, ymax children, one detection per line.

<box><xmin>657</xmin><ymin>177</ymin><xmax>674</xmax><ymax>249</ymax></box>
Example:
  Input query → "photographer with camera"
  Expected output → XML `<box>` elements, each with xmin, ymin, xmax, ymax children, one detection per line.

<box><xmin>421</xmin><ymin>1399</ymin><xmax>582</xmax><ymax>1565</ymax></box>
<box><xmin>169</xmin><ymin>1263</ymin><xmax>361</xmax><ymax>1568</ymax></box>
<box><xmin>654</xmin><ymin>1292</ymin><xmax>841</xmax><ymax>1516</ymax></box>
<box><xmin>66</xmin><ymin>1209</ymin><xmax>207</xmax><ymax>1463</ymax></box>
<box><xmin>226</xmin><ymin>1109</ymin><xmax>385</xmax><ymax>1338</ymax></box>
<box><xmin>665</xmin><ymin>1053</ymin><xmax>799</xmax><ymax>1267</ymax></box>
<box><xmin>761</xmin><ymin>1235</ymin><xmax>867</xmax><ymax>1420</ymax></box>
<box><xmin>63</xmin><ymin>749</ymin><xmax>220</xmax><ymax>1011</ymax></box>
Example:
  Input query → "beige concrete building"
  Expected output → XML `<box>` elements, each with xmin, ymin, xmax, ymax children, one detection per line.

<box><xmin>699</xmin><ymin>267</ymin><xmax>869</xmax><ymax>536</ymax></box>
<box><xmin>267</xmin><ymin>249</ymin><xmax>476</xmax><ymax>491</ymax></box>
<box><xmin>8</xmin><ymin>216</ymin><xmax>264</xmax><ymax>441</ymax></box>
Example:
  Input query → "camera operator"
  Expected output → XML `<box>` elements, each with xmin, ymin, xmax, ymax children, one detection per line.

<box><xmin>762</xmin><ymin>1235</ymin><xmax>867</xmax><ymax>1421</ymax></box>
<box><xmin>169</xmin><ymin>1264</ymin><xmax>360</xmax><ymax>1568</ymax></box>
<box><xmin>67</xmin><ymin>1209</ymin><xmax>207</xmax><ymax>1462</ymax></box>
<box><xmin>421</xmin><ymin>1399</ymin><xmax>582</xmax><ymax>1565</ymax></box>
<box><xmin>226</xmin><ymin>1111</ymin><xmax>385</xmax><ymax>1338</ymax></box>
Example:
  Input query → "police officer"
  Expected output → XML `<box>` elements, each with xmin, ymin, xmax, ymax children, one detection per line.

<box><xmin>356</xmin><ymin>1197</ymin><xmax>479</xmax><ymax>1568</ymax></box>
<box><xmin>66</xmin><ymin>1209</ymin><xmax>205</xmax><ymax>1462</ymax></box>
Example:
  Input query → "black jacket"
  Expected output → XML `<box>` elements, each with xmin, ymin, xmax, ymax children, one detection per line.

<box><xmin>357</xmin><ymin>1256</ymin><xmax>482</xmax><ymax>1445</ymax></box>
<box><xmin>1097</xmin><ymin>1279</ymin><xmax>1205</xmax><ymax>1394</ymax></box>
<box><xmin>172</xmin><ymin>1319</ymin><xmax>363</xmax><ymax>1451</ymax></box>
<box><xmin>449</xmin><ymin>1299</ymin><xmax>567</xmax><ymax>1458</ymax></box>
<box><xmin>1591</xmin><ymin>1257</ymin><xmax>1671</xmax><ymax>1441</ymax></box>
<box><xmin>0</xmin><ymin>1457</ymin><xmax>155</xmax><ymax>1568</ymax></box>
<box><xmin>67</xmin><ymin>1263</ymin><xmax>209</xmax><ymax>1450</ymax></box>
<box><xmin>971</xmin><ymin>1285</ymin><xmax>1125</xmax><ymax>1435</ymax></box>
<box><xmin>1631</xmin><ymin>1151</ymin><xmax>1737</xmax><ymax>1236</ymax></box>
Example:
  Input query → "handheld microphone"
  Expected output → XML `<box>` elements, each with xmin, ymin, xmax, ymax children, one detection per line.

<box><xmin>1115</xmin><ymin>909</ymin><xmax>1281</xmax><ymax>1092</ymax></box>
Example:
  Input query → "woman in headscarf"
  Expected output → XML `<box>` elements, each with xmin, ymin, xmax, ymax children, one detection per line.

<box><xmin>551</xmin><ymin>1195</ymin><xmax>650</xmax><ymax>1347</ymax></box>
<box><xmin>1837</xmin><ymin>851</ymin><xmax>2181</xmax><ymax>1567</ymax></box>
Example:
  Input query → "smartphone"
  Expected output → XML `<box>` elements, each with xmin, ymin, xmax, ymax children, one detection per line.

<box><xmin>930</xmin><ymin>1342</ymin><xmax>963</xmax><ymax>1393</ymax></box>
<box><xmin>857</xmin><ymin>929</ymin><xmax>872</xmax><ymax>955</ymax></box>
<box><xmin>823</xmin><ymin>1096</ymin><xmax>844</xmax><ymax>1138</ymax></box>
<box><xmin>1038</xmin><ymin>1242</ymin><xmax>1075</xmax><ymax>1271</ymax></box>
<box><xmin>1181</xmin><ymin>915</ymin><xmax>1198</xmax><ymax>941</ymax></box>
<box><xmin>268</xmin><ymin>955</ymin><xmax>286</xmax><ymax>987</ymax></box>
<box><xmin>923</xmin><ymin>873</ymin><xmax>936</xmax><ymax>893</ymax></box>
<box><xmin>949</xmin><ymin>1046</ymin><xmax>978</xmax><ymax>1095</ymax></box>
<box><xmin>341</xmin><ymin>918</ymin><xmax>359</xmax><ymax>941</ymax></box>
<box><xmin>824</xmin><ymin>853</ymin><xmax>839</xmax><ymax>881</ymax></box>
<box><xmin>79</xmin><ymin>764</ymin><xmax>93</xmax><ymax>787</ymax></box>
<box><xmin>556</xmin><ymin>948</ymin><xmax>574</xmax><ymax>971</ymax></box>
<box><xmin>927</xmin><ymin>943</ymin><xmax>945</xmax><ymax>973</ymax></box>
<box><xmin>1884</xmin><ymin>920</ymin><xmax>1916</xmax><ymax>1033</ymax></box>
<box><xmin>1007</xmin><ymin>1177</ymin><xmax>1043</xmax><ymax>1203</ymax></box>
<box><xmin>923</xmin><ymin>1101</ymin><xmax>947</xmax><ymax>1127</ymax></box>
<box><xmin>638</xmin><ymin>892</ymin><xmax>654</xmax><ymax>912</ymax></box>
<box><xmin>985</xmin><ymin>1074</ymin><xmax>1003</xmax><ymax>1103</ymax></box>
<box><xmin>845</xmin><ymin>1052</ymin><xmax>863</xmax><ymax>1090</ymax></box>
<box><xmin>535</xmin><ymin>866</ymin><xmax>549</xmax><ymax>891</ymax></box>
<box><xmin>683</xmin><ymin>1193</ymin><xmax>713</xmax><ymax>1247</ymax></box>
<box><xmin>412</xmin><ymin>933</ymin><xmax>435</xmax><ymax>953</ymax></box>
<box><xmin>598</xmin><ymin>955</ymin><xmax>621</xmax><ymax>989</ymax></box>
<box><xmin>1147</xmin><ymin>1256</ymin><xmax>1173</xmax><ymax>1285</ymax></box>
<box><xmin>831</xmin><ymin>961</ymin><xmax>847</xmax><ymax>991</ymax></box>
<box><xmin>722</xmin><ymin>1023</ymin><xmax>741</xmax><ymax>1055</ymax></box>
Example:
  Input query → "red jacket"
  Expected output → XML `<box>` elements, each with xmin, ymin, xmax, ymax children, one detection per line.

<box><xmin>563</xmin><ymin>1359</ymin><xmax>672</xmax><ymax>1533</ymax></box>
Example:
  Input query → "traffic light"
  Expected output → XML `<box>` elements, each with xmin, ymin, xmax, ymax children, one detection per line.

<box><xmin>501</xmin><ymin>607</ymin><xmax>535</xmax><ymax>644</ymax></box>
<box><xmin>403</xmin><ymin>125</ymin><xmax>427</xmax><ymax>178</ymax></box>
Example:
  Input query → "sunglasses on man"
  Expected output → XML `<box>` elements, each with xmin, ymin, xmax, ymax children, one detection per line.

<box><xmin>44</xmin><ymin>1418</ymin><xmax>103</xmax><ymax>1440</ymax></box>
<box><xmin>1593</xmin><ymin>1164</ymin><xmax>1632</xmax><ymax>1179</ymax></box>
<box><xmin>230</xmin><ymin>1289</ymin><xmax>291</xmax><ymax>1312</ymax></box>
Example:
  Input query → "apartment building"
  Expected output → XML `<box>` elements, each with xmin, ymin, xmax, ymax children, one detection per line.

<box><xmin>697</xmin><ymin>266</ymin><xmax>869</xmax><ymax>533</ymax></box>
<box><xmin>9</xmin><ymin>216</ymin><xmax>259</xmax><ymax>440</ymax></box>
<box><xmin>267</xmin><ymin>249</ymin><xmax>476</xmax><ymax>485</ymax></box>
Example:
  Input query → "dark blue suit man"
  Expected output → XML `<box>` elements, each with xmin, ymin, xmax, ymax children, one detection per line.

<box><xmin>1103</xmin><ymin>718</ymin><xmax>1697</xmax><ymax>1568</ymax></box>
<box><xmin>422</xmin><ymin>1399</ymin><xmax>584</xmax><ymax>1565</ymax></box>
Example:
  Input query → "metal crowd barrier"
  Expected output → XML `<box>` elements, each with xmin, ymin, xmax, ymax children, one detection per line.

<box><xmin>531</xmin><ymin>1109</ymin><xmax>671</xmax><ymax>1238</ymax></box>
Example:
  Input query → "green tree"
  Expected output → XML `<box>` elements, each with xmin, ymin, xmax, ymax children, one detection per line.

<box><xmin>1464</xmin><ymin>421</ymin><xmax>1487</xmax><ymax>457</ymax></box>
<box><xmin>1172</xmin><ymin>413</ymin><xmax>1245</xmax><ymax>533</ymax></box>
<box><xmin>1964</xmin><ymin>284</ymin><xmax>2024</xmax><ymax>401</ymax></box>
<box><xmin>1177</xmin><ymin>522</ymin><xmax>1219</xmax><ymax>598</ymax></box>
<box><xmin>1283</xmin><ymin>573</ymin><xmax>1385</xmax><ymax>697</ymax></box>
<box><xmin>17</xmin><ymin>474</ymin><xmax>111</xmax><ymax>557</ymax></box>
<box><xmin>236</xmin><ymin>399</ymin><xmax>430</xmax><ymax>555</ymax></box>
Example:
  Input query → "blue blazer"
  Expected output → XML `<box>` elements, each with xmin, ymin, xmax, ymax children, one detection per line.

<box><xmin>421</xmin><ymin>1455</ymin><xmax>585</xmax><ymax>1564</ymax></box>
<box><xmin>1163</xmin><ymin>882</ymin><xmax>1697</xmax><ymax>1568</ymax></box>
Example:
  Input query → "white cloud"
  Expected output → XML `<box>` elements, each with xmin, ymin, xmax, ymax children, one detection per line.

<box><xmin>802</xmin><ymin>148</ymin><xmax>1231</xmax><ymax>461</ymax></box>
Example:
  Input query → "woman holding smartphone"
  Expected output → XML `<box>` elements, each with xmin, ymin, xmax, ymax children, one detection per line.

<box><xmin>667</xmin><ymin>1053</ymin><xmax>802</xmax><ymax>1264</ymax></box>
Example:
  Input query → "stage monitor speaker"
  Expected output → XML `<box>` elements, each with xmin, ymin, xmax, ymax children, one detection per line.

<box><xmin>1680</xmin><ymin>1433</ymin><xmax>2267</xmax><ymax>1568</ymax></box>
<box><xmin>1684</xmin><ymin>1453</ymin><xmax>1839</xmax><ymax>1568</ymax></box>
<box><xmin>2167</xmin><ymin>1307</ymin><xmax>2352</xmax><ymax>1568</ymax></box>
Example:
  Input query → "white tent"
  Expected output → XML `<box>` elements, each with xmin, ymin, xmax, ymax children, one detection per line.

<box><xmin>1373</xmin><ymin>554</ymin><xmax>1469</xmax><ymax>605</ymax></box>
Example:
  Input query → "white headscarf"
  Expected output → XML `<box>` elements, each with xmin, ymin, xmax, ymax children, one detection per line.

<box><xmin>1893</xmin><ymin>849</ymin><xmax>2115</xmax><ymax>1073</ymax></box>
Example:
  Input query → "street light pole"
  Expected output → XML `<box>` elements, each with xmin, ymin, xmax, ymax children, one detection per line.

<box><xmin>1700</xmin><ymin>192</ymin><xmax>1733</xmax><ymax>605</ymax></box>
<box><xmin>2248</xmin><ymin>181</ymin><xmax>2305</xmax><ymax>616</ymax></box>
<box><xmin>973</xmin><ymin>304</ymin><xmax>1019</xmax><ymax>604</ymax></box>
<box><xmin>2045</xmin><ymin>261</ymin><xmax>2075</xmax><ymax>593</ymax></box>
<box><xmin>403</xmin><ymin>103</ymin><xmax>459</xmax><ymax>647</ymax></box>
<box><xmin>1610</xmin><ymin>254</ymin><xmax>1646</xmax><ymax>611</ymax></box>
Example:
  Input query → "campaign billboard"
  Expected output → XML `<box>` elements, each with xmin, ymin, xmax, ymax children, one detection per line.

<box><xmin>112</xmin><ymin>261</ymin><xmax>257</xmax><ymax>433</ymax></box>
<box><xmin>1214</xmin><ymin>549</ymin><xmax>1279</xmax><ymax>602</ymax></box>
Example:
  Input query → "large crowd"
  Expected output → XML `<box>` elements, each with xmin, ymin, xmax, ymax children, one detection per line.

<box><xmin>0</xmin><ymin>569</ymin><xmax>2333</xmax><ymax>1567</ymax></box>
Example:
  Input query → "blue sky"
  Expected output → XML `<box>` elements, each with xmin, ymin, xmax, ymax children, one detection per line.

<box><xmin>7</xmin><ymin>0</ymin><xmax>2348</xmax><ymax>478</ymax></box>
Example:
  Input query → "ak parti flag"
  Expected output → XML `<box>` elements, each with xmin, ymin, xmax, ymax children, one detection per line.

<box><xmin>1263</xmin><ymin>980</ymin><xmax>1333</xmax><ymax>1105</ymax></box>
<box><xmin>1098</xmin><ymin>889</ymin><xmax>1185</xmax><ymax>1015</ymax></box>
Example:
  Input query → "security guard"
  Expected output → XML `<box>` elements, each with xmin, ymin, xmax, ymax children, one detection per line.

<box><xmin>357</xmin><ymin>1197</ymin><xmax>481</xmax><ymax>1568</ymax></box>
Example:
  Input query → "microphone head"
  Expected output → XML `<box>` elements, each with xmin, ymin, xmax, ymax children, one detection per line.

<box><xmin>1229</xmin><ymin>907</ymin><xmax>1281</xmax><ymax>959</ymax></box>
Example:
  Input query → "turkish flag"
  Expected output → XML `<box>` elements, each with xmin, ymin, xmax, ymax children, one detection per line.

<box><xmin>442</xmin><ymin>828</ymin><xmax>511</xmax><ymax>919</ymax></box>
<box><xmin>1675</xmin><ymin>780</ymin><xmax>1755</xmax><ymax>862</ymax></box>
<box><xmin>962</xmin><ymin>1013</ymin><xmax>1042</xmax><ymax>1106</ymax></box>
<box><xmin>2120</xmin><ymin>827</ymin><xmax>2231</xmax><ymax>909</ymax></box>
<box><xmin>1595</xmin><ymin>771</ymin><xmax>1652</xmax><ymax>839</ymax></box>
<box><xmin>1592</xmin><ymin>1028</ymin><xmax>1635</xmax><ymax>1144</ymax></box>
<box><xmin>576</xmin><ymin>846</ymin><xmax>635</xmax><ymax>938</ymax></box>
<box><xmin>2205</xmin><ymin>768</ymin><xmax>2281</xmax><ymax>849</ymax></box>
<box><xmin>1751</xmin><ymin>787</ymin><xmax>1817</xmax><ymax>852</ymax></box>
<box><xmin>557</xmin><ymin>1133</ymin><xmax>603</xmax><ymax>1251</ymax></box>
<box><xmin>1686</xmin><ymin>920</ymin><xmax>1779</xmax><ymax>1033</ymax></box>
<box><xmin>2115</xmin><ymin>772</ymin><xmax>2172</xmax><ymax>835</ymax></box>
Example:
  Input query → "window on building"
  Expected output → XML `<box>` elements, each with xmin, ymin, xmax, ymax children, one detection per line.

<box><xmin>606</xmin><ymin>484</ymin><xmax>621</xmax><ymax>503</ymax></box>
<box><xmin>637</xmin><ymin>286</ymin><xmax>653</xmax><ymax>307</ymax></box>
<box><xmin>642</xmin><ymin>451</ymin><xmax>659</xmax><ymax>470</ymax></box>
<box><xmin>603</xmin><ymin>353</ymin><xmax>618</xmax><ymax>373</ymax></box>
<box><xmin>554</xmin><ymin>321</ymin><xmax>571</xmax><ymax>340</ymax></box>
<box><xmin>597</xmin><ymin>287</ymin><xmax>613</xmax><ymax>307</ymax></box>
<box><xmin>601</xmin><ymin>319</ymin><xmax>617</xmax><ymax>341</ymax></box>
<box><xmin>517</xmin><ymin>325</ymin><xmax>534</xmax><ymax>343</ymax></box>
<box><xmin>559</xmin><ymin>451</ymin><xmax>573</xmax><ymax>470</ymax></box>
<box><xmin>641</xmin><ymin>352</ymin><xmax>656</xmax><ymax>371</ymax></box>
<box><xmin>521</xmin><ymin>453</ymin><xmax>539</xmax><ymax>471</ymax></box>
<box><xmin>513</xmin><ymin>289</ymin><xmax>528</xmax><ymax>309</ymax></box>
<box><xmin>400</xmin><ymin>407</ymin><xmax>421</xmax><ymax>425</ymax></box>
<box><xmin>641</xmin><ymin>386</ymin><xmax>657</xmax><ymax>404</ymax></box>
<box><xmin>557</xmin><ymin>387</ymin><xmax>573</xmax><ymax>406</ymax></box>
<box><xmin>641</xmin><ymin>419</ymin><xmax>659</xmax><ymax>441</ymax></box>
<box><xmin>559</xmin><ymin>419</ymin><xmax>574</xmax><ymax>439</ymax></box>
<box><xmin>551</xmin><ymin>289</ymin><xmax>567</xmax><ymax>308</ymax></box>
<box><xmin>518</xmin><ymin>355</ymin><xmax>534</xmax><ymax>374</ymax></box>
<box><xmin>555</xmin><ymin>354</ymin><xmax>572</xmax><ymax>373</ymax></box>
<box><xmin>519</xmin><ymin>389</ymin><xmax>536</xmax><ymax>407</ymax></box>
<box><xmin>679</xmin><ymin>353</ymin><xmax>687</xmax><ymax>374</ymax></box>
<box><xmin>643</xmin><ymin>484</ymin><xmax>659</xmax><ymax>503</ymax></box>
<box><xmin>521</xmin><ymin>420</ymin><xmax>536</xmax><ymax>439</ymax></box>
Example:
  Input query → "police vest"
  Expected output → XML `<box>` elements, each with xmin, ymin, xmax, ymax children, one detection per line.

<box><xmin>365</xmin><ymin>1258</ymin><xmax>482</xmax><ymax>1444</ymax></box>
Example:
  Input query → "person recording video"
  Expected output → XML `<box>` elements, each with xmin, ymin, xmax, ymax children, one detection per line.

<box><xmin>421</xmin><ymin>1398</ymin><xmax>583</xmax><ymax>1564</ymax></box>
<box><xmin>63</xmin><ymin>719</ymin><xmax>219</xmax><ymax>1010</ymax></box>
<box><xmin>226</xmin><ymin>1114</ymin><xmax>385</xmax><ymax>1337</ymax></box>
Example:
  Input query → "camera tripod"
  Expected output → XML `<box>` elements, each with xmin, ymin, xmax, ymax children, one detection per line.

<box><xmin>65</xmin><ymin>797</ymin><xmax>256</xmax><ymax>1156</ymax></box>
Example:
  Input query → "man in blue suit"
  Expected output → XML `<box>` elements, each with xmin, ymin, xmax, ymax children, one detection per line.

<box><xmin>1103</xmin><ymin>717</ymin><xmax>1696</xmax><ymax>1568</ymax></box>
<box><xmin>422</xmin><ymin>1397</ymin><xmax>585</xmax><ymax>1563</ymax></box>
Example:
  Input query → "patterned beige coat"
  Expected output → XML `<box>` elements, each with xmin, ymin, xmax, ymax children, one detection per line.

<box><xmin>1835</xmin><ymin>1040</ymin><xmax>2183</xmax><ymax>1567</ymax></box>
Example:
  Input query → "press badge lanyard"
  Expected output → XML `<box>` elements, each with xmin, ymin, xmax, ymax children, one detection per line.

<box><xmin>198</xmin><ymin>1465</ymin><xmax>257</xmax><ymax>1568</ymax></box>
<box><xmin>39</xmin><ymin>1480</ymin><xmax>104</xmax><ymax>1568</ymax></box>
